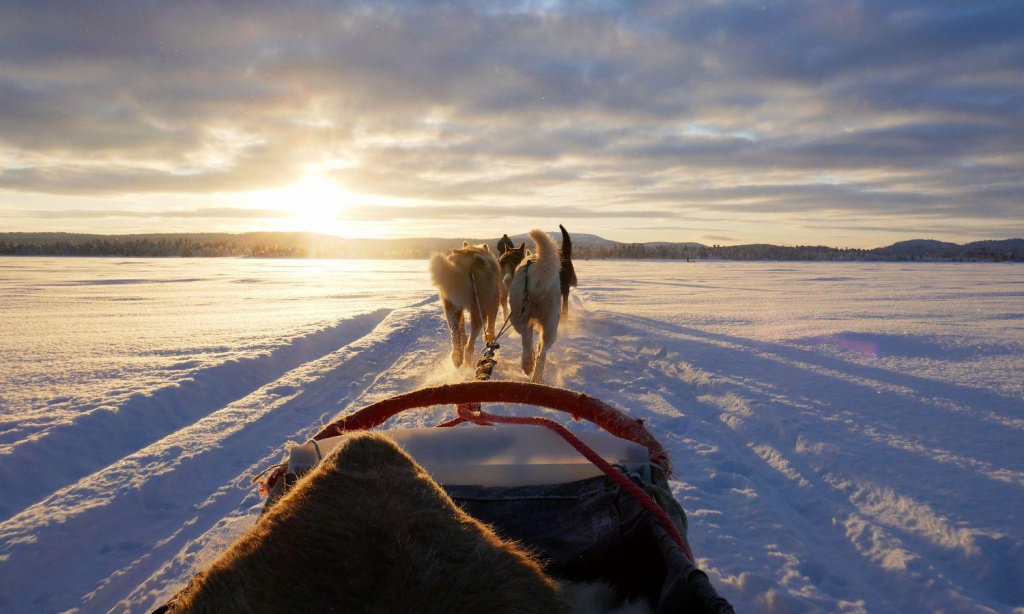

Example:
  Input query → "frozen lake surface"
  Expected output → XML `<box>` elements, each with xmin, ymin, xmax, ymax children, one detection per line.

<box><xmin>1</xmin><ymin>258</ymin><xmax>1022</xmax><ymax>613</ymax></box>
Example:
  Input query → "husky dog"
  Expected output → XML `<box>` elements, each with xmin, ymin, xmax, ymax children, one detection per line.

<box><xmin>498</xmin><ymin>240</ymin><xmax>526</xmax><ymax>280</ymax></box>
<box><xmin>504</xmin><ymin>229</ymin><xmax>561</xmax><ymax>382</ymax></box>
<box><xmin>497</xmin><ymin>240</ymin><xmax>526</xmax><ymax>317</ymax></box>
<box><xmin>558</xmin><ymin>225</ymin><xmax>578</xmax><ymax>315</ymax></box>
<box><xmin>429</xmin><ymin>242</ymin><xmax>501</xmax><ymax>367</ymax></box>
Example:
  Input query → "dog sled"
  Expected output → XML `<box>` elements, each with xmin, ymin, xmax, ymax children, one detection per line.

<box><xmin>156</xmin><ymin>381</ymin><xmax>734</xmax><ymax>613</ymax></box>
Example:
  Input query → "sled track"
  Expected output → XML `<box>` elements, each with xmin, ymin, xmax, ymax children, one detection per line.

<box><xmin>565</xmin><ymin>294</ymin><xmax>1024</xmax><ymax>613</ymax></box>
<box><xmin>2</xmin><ymin>284</ymin><xmax>1022</xmax><ymax>613</ymax></box>
<box><xmin>0</xmin><ymin>310</ymin><xmax>393</xmax><ymax>521</ymax></box>
<box><xmin>0</xmin><ymin>301</ymin><xmax>448</xmax><ymax>613</ymax></box>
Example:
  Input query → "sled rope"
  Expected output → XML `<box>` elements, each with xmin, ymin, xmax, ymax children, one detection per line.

<box><xmin>469</xmin><ymin>272</ymin><xmax>487</xmax><ymax>335</ymax></box>
<box><xmin>469</xmin><ymin>274</ymin><xmax>511</xmax><ymax>349</ymax></box>
<box><xmin>446</xmin><ymin>404</ymin><xmax>694</xmax><ymax>563</ymax></box>
<box><xmin>475</xmin><ymin>259</ymin><xmax>532</xmax><ymax>348</ymax></box>
<box><xmin>467</xmin><ymin>258</ymin><xmax>535</xmax><ymax>381</ymax></box>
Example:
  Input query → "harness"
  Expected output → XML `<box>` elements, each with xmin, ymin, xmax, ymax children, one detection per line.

<box><xmin>520</xmin><ymin>258</ymin><xmax>531</xmax><ymax>316</ymax></box>
<box><xmin>468</xmin><ymin>258</ymin><xmax>531</xmax><ymax>381</ymax></box>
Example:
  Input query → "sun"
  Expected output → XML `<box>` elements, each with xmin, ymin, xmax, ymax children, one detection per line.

<box><xmin>242</xmin><ymin>173</ymin><xmax>354</xmax><ymax>235</ymax></box>
<box><xmin>280</xmin><ymin>175</ymin><xmax>349</xmax><ymax>233</ymax></box>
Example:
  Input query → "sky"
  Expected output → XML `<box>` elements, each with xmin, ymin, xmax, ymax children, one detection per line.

<box><xmin>0</xmin><ymin>0</ymin><xmax>1022</xmax><ymax>247</ymax></box>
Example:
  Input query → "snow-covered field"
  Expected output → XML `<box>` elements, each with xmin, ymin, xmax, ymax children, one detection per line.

<box><xmin>1</xmin><ymin>257</ymin><xmax>1022</xmax><ymax>613</ymax></box>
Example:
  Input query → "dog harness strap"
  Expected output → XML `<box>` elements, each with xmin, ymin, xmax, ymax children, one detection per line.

<box><xmin>520</xmin><ymin>259</ymin><xmax>532</xmax><ymax>318</ymax></box>
<box><xmin>469</xmin><ymin>272</ymin><xmax>486</xmax><ymax>327</ymax></box>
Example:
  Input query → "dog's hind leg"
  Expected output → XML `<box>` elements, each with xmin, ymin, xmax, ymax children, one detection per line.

<box><xmin>443</xmin><ymin>300</ymin><xmax>466</xmax><ymax>367</ymax></box>
<box><xmin>520</xmin><ymin>325</ymin><xmax>536</xmax><ymax>376</ymax></box>
<box><xmin>561</xmin><ymin>286</ymin><xmax>570</xmax><ymax>317</ymax></box>
<box><xmin>531</xmin><ymin>314</ymin><xmax>559</xmax><ymax>383</ymax></box>
<box><xmin>485</xmin><ymin>305</ymin><xmax>497</xmax><ymax>344</ymax></box>
<box><xmin>465</xmin><ymin>303</ymin><xmax>483</xmax><ymax>363</ymax></box>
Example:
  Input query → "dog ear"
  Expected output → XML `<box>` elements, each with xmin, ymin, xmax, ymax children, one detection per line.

<box><xmin>526</xmin><ymin>249</ymin><xmax>533</xmax><ymax>257</ymax></box>
<box><xmin>463</xmin><ymin>241</ymin><xmax>470</xmax><ymax>248</ymax></box>
<box><xmin>482</xmin><ymin>244</ymin><xmax>491</xmax><ymax>253</ymax></box>
<box><xmin>518</xmin><ymin>242</ymin><xmax>525</xmax><ymax>250</ymax></box>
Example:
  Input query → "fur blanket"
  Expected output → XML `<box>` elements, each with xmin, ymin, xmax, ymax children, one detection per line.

<box><xmin>165</xmin><ymin>432</ymin><xmax>568</xmax><ymax>613</ymax></box>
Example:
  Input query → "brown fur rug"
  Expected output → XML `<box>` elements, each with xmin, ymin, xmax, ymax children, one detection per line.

<box><xmin>166</xmin><ymin>432</ymin><xmax>569</xmax><ymax>613</ymax></box>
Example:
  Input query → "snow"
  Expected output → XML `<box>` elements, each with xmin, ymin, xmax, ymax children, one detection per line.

<box><xmin>1</xmin><ymin>258</ymin><xmax>1022</xmax><ymax>613</ymax></box>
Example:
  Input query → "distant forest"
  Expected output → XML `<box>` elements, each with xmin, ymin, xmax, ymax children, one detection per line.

<box><xmin>2</xmin><ymin>233</ymin><xmax>1022</xmax><ymax>262</ymax></box>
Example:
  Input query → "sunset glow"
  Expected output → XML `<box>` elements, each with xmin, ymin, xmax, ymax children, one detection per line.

<box><xmin>249</xmin><ymin>175</ymin><xmax>351</xmax><ymax>235</ymax></box>
<box><xmin>0</xmin><ymin>1</ymin><xmax>1021</xmax><ymax>245</ymax></box>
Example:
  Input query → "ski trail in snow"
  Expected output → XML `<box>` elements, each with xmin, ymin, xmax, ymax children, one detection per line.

<box><xmin>0</xmin><ymin>302</ymin><xmax>439</xmax><ymax>613</ymax></box>
<box><xmin>110</xmin><ymin>287</ymin><xmax>1022</xmax><ymax>614</ymax></box>
<box><xmin>557</xmin><ymin>290</ymin><xmax>1023</xmax><ymax>612</ymax></box>
<box><xmin>4</xmin><ymin>276</ymin><xmax>1021</xmax><ymax>614</ymax></box>
<box><xmin>0</xmin><ymin>310</ymin><xmax>391</xmax><ymax>522</ymax></box>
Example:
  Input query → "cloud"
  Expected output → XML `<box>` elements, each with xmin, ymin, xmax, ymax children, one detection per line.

<box><xmin>0</xmin><ymin>145</ymin><xmax>303</xmax><ymax>195</ymax></box>
<box><xmin>337</xmin><ymin>204</ymin><xmax>676</xmax><ymax>221</ymax></box>
<box><xmin>0</xmin><ymin>0</ymin><xmax>1021</xmax><ymax>243</ymax></box>
<box><xmin>0</xmin><ymin>207</ymin><xmax>290</xmax><ymax>219</ymax></box>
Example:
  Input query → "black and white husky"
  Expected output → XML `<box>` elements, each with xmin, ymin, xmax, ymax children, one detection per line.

<box><xmin>503</xmin><ymin>229</ymin><xmax>562</xmax><ymax>383</ymax></box>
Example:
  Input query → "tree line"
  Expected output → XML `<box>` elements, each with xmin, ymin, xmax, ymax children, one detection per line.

<box><xmin>573</xmin><ymin>242</ymin><xmax>1024</xmax><ymax>262</ymax></box>
<box><xmin>2</xmin><ymin>234</ymin><xmax>1021</xmax><ymax>262</ymax></box>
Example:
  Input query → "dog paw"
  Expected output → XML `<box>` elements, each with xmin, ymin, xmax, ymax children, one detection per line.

<box><xmin>451</xmin><ymin>351</ymin><xmax>464</xmax><ymax>368</ymax></box>
<box><xmin>531</xmin><ymin>359</ymin><xmax>546</xmax><ymax>383</ymax></box>
<box><xmin>521</xmin><ymin>358</ymin><xmax>535</xmax><ymax>376</ymax></box>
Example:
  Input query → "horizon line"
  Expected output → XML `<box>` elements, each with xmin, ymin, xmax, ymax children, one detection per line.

<box><xmin>2</xmin><ymin>230</ymin><xmax>1022</xmax><ymax>252</ymax></box>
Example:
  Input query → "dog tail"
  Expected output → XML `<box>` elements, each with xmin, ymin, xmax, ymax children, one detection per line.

<box><xmin>528</xmin><ymin>228</ymin><xmax>559</xmax><ymax>287</ymax></box>
<box><xmin>559</xmin><ymin>224</ymin><xmax>572</xmax><ymax>260</ymax></box>
<box><xmin>429</xmin><ymin>252</ymin><xmax>462</xmax><ymax>293</ymax></box>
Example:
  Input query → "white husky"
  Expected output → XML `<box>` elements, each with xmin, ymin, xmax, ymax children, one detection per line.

<box><xmin>429</xmin><ymin>242</ymin><xmax>502</xmax><ymax>368</ymax></box>
<box><xmin>504</xmin><ymin>229</ymin><xmax>561</xmax><ymax>383</ymax></box>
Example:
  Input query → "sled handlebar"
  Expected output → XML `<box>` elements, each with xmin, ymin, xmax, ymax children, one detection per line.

<box><xmin>312</xmin><ymin>381</ymin><xmax>673</xmax><ymax>475</ymax></box>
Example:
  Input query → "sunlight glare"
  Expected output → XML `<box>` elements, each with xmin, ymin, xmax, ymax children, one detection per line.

<box><xmin>244</xmin><ymin>173</ymin><xmax>352</xmax><ymax>235</ymax></box>
<box><xmin>284</xmin><ymin>175</ymin><xmax>348</xmax><ymax>234</ymax></box>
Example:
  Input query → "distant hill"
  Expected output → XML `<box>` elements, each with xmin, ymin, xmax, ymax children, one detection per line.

<box><xmin>877</xmin><ymin>239</ymin><xmax>961</xmax><ymax>255</ymax></box>
<box><xmin>970</xmin><ymin>238</ymin><xmax>1024</xmax><ymax>251</ymax></box>
<box><xmin>506</xmin><ymin>231</ymin><xmax>620</xmax><ymax>248</ymax></box>
<box><xmin>642</xmin><ymin>241</ymin><xmax>707</xmax><ymax>248</ymax></box>
<box><xmin>1</xmin><ymin>232</ymin><xmax>1022</xmax><ymax>261</ymax></box>
<box><xmin>866</xmin><ymin>238</ymin><xmax>1024</xmax><ymax>261</ymax></box>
